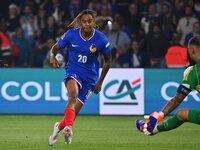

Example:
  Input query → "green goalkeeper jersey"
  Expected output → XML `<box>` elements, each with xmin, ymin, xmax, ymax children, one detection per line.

<box><xmin>182</xmin><ymin>60</ymin><xmax>200</xmax><ymax>92</ymax></box>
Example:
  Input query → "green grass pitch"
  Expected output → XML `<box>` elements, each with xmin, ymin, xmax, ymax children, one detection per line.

<box><xmin>0</xmin><ymin>115</ymin><xmax>200</xmax><ymax>150</ymax></box>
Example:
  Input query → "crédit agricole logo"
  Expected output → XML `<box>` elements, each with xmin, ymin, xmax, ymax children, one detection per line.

<box><xmin>100</xmin><ymin>69</ymin><xmax>144</xmax><ymax>115</ymax></box>
<box><xmin>103</xmin><ymin>78</ymin><xmax>141</xmax><ymax>105</ymax></box>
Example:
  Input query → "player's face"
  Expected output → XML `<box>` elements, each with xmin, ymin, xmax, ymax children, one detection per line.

<box><xmin>188</xmin><ymin>45</ymin><xmax>196</xmax><ymax>62</ymax></box>
<box><xmin>80</xmin><ymin>14</ymin><xmax>95</xmax><ymax>33</ymax></box>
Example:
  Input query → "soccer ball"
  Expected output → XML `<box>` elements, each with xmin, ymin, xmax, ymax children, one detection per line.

<box><xmin>55</xmin><ymin>53</ymin><xmax>65</xmax><ymax>67</ymax></box>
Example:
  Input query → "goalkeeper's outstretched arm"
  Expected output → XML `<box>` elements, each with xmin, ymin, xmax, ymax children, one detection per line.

<box><xmin>161</xmin><ymin>92</ymin><xmax>186</xmax><ymax>116</ymax></box>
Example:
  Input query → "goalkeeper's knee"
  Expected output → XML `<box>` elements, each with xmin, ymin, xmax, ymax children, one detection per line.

<box><xmin>177</xmin><ymin>108</ymin><xmax>190</xmax><ymax>121</ymax></box>
<box><xmin>188</xmin><ymin>109</ymin><xmax>200</xmax><ymax>125</ymax></box>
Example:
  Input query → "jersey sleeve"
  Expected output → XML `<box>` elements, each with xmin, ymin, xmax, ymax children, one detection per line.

<box><xmin>57</xmin><ymin>30</ymin><xmax>70</xmax><ymax>49</ymax></box>
<box><xmin>101</xmin><ymin>36</ymin><xmax>111</xmax><ymax>56</ymax></box>
<box><xmin>181</xmin><ymin>66</ymin><xmax>198</xmax><ymax>90</ymax></box>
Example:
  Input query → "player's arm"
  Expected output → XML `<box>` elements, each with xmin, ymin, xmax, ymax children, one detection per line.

<box><xmin>50</xmin><ymin>43</ymin><xmax>61</xmax><ymax>69</ymax></box>
<box><xmin>161</xmin><ymin>92</ymin><xmax>187</xmax><ymax>116</ymax></box>
<box><xmin>93</xmin><ymin>52</ymin><xmax>112</xmax><ymax>94</ymax></box>
<box><xmin>142</xmin><ymin>85</ymin><xmax>191</xmax><ymax>135</ymax></box>
<box><xmin>149</xmin><ymin>66</ymin><xmax>195</xmax><ymax>121</ymax></box>
<box><xmin>148</xmin><ymin>84</ymin><xmax>191</xmax><ymax>121</ymax></box>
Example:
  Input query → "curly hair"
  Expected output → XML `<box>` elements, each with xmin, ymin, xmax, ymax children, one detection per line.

<box><xmin>67</xmin><ymin>9</ymin><xmax>98</xmax><ymax>30</ymax></box>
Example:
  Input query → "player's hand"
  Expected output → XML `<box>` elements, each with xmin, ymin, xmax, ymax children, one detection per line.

<box><xmin>93</xmin><ymin>82</ymin><xmax>102</xmax><ymax>94</ymax></box>
<box><xmin>143</xmin><ymin>111</ymin><xmax>164</xmax><ymax>135</ymax></box>
<box><xmin>50</xmin><ymin>55</ymin><xmax>60</xmax><ymax>69</ymax></box>
<box><xmin>143</xmin><ymin>115</ymin><xmax>158</xmax><ymax>135</ymax></box>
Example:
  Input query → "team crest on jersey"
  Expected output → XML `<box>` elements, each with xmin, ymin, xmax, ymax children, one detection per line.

<box><xmin>89</xmin><ymin>44</ymin><xmax>97</xmax><ymax>53</ymax></box>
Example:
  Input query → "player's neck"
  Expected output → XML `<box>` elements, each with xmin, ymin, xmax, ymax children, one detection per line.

<box><xmin>81</xmin><ymin>29</ymin><xmax>94</xmax><ymax>40</ymax></box>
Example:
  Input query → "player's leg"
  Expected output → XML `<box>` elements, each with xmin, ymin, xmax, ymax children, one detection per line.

<box><xmin>49</xmin><ymin>79</ymin><xmax>80</xmax><ymax>146</ymax></box>
<box><xmin>156</xmin><ymin>108</ymin><xmax>200</xmax><ymax>133</ymax></box>
<box><xmin>75</xmin><ymin>100</ymin><xmax>83</xmax><ymax>117</ymax></box>
<box><xmin>61</xmin><ymin>79</ymin><xmax>79</xmax><ymax>144</ymax></box>
<box><xmin>58</xmin><ymin>99</ymin><xmax>83</xmax><ymax>129</ymax></box>
<box><xmin>155</xmin><ymin>109</ymin><xmax>185</xmax><ymax>133</ymax></box>
<box><xmin>62</xmin><ymin>100</ymin><xmax>83</xmax><ymax>144</ymax></box>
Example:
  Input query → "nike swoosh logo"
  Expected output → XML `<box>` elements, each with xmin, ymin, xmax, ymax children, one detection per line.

<box><xmin>72</xmin><ymin>44</ymin><xmax>79</xmax><ymax>47</ymax></box>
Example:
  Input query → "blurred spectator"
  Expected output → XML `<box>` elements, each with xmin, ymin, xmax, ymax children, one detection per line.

<box><xmin>11</xmin><ymin>27</ymin><xmax>32</xmax><ymax>67</ymax></box>
<box><xmin>68</xmin><ymin>0</ymin><xmax>86</xmax><ymax>19</ymax></box>
<box><xmin>21</xmin><ymin>5</ymin><xmax>37</xmax><ymax>24</ymax></box>
<box><xmin>43</xmin><ymin>37</ymin><xmax>65</xmax><ymax>68</ymax></box>
<box><xmin>128</xmin><ymin>40</ymin><xmax>143</xmax><ymax>68</ymax></box>
<box><xmin>160</xmin><ymin>2</ymin><xmax>177</xmax><ymax>37</ymax></box>
<box><xmin>38</xmin><ymin>0</ymin><xmax>48</xmax><ymax>10</ymax></box>
<box><xmin>170</xmin><ymin>0</ymin><xmax>184</xmax><ymax>21</ymax></box>
<box><xmin>37</xmin><ymin>9</ymin><xmax>47</xmax><ymax>29</ymax></box>
<box><xmin>194</xmin><ymin>0</ymin><xmax>200</xmax><ymax>19</ymax></box>
<box><xmin>63</xmin><ymin>17</ymin><xmax>72</xmax><ymax>31</ymax></box>
<box><xmin>98</xmin><ymin>4</ymin><xmax>113</xmax><ymax>21</ymax></box>
<box><xmin>184</xmin><ymin>21</ymin><xmax>200</xmax><ymax>46</ymax></box>
<box><xmin>141</xmin><ymin>3</ymin><xmax>161</xmax><ymax>35</ymax></box>
<box><xmin>176</xmin><ymin>5</ymin><xmax>198</xmax><ymax>44</ymax></box>
<box><xmin>0</xmin><ymin>0</ymin><xmax>199</xmax><ymax>68</ymax></box>
<box><xmin>39</xmin><ymin>15</ymin><xmax>57</xmax><ymax>41</ymax></box>
<box><xmin>45</xmin><ymin>0</ymin><xmax>67</xmax><ymax>26</ymax></box>
<box><xmin>6</xmin><ymin>3</ymin><xmax>21</xmax><ymax>38</ymax></box>
<box><xmin>165</xmin><ymin>34</ymin><xmax>189</xmax><ymax>68</ymax></box>
<box><xmin>95</xmin><ymin>16</ymin><xmax>106</xmax><ymax>31</ymax></box>
<box><xmin>18</xmin><ymin>0</ymin><xmax>39</xmax><ymax>11</ymax></box>
<box><xmin>147</xmin><ymin>23</ymin><xmax>170</xmax><ymax>68</ymax></box>
<box><xmin>88</xmin><ymin>0</ymin><xmax>101</xmax><ymax>16</ymax></box>
<box><xmin>0</xmin><ymin>30</ymin><xmax>13</xmax><ymax>67</ymax></box>
<box><xmin>32</xmin><ymin>37</ymin><xmax>50</xmax><ymax>67</ymax></box>
<box><xmin>21</xmin><ymin>15</ymin><xmax>38</xmax><ymax>45</ymax></box>
<box><xmin>137</xmin><ymin>0</ymin><xmax>150</xmax><ymax>17</ymax></box>
<box><xmin>106</xmin><ymin>18</ymin><xmax>131</xmax><ymax>67</ymax></box>
<box><xmin>119</xmin><ymin>40</ymin><xmax>146</xmax><ymax>68</ymax></box>
<box><xmin>114</xmin><ymin>13</ymin><xmax>131</xmax><ymax>38</ymax></box>
<box><xmin>155</xmin><ymin>0</ymin><xmax>165</xmax><ymax>15</ymax></box>
<box><xmin>47</xmin><ymin>0</ymin><xmax>62</xmax><ymax>22</ymax></box>
<box><xmin>99</xmin><ymin>18</ymin><xmax>111</xmax><ymax>34</ymax></box>
<box><xmin>100</xmin><ymin>0</ymin><xmax>115</xmax><ymax>17</ymax></box>
<box><xmin>126</xmin><ymin>3</ymin><xmax>142</xmax><ymax>40</ymax></box>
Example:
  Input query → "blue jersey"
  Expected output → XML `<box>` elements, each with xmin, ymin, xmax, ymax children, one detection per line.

<box><xmin>57</xmin><ymin>28</ymin><xmax>111</xmax><ymax>84</ymax></box>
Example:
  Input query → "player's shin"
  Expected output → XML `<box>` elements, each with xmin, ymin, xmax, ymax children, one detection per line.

<box><xmin>157</xmin><ymin>112</ymin><xmax>184</xmax><ymax>132</ymax></box>
<box><xmin>64</xmin><ymin>108</ymin><xmax>75</xmax><ymax>129</ymax></box>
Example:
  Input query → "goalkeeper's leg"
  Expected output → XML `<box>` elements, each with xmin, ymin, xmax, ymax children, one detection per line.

<box><xmin>156</xmin><ymin>109</ymin><xmax>200</xmax><ymax>133</ymax></box>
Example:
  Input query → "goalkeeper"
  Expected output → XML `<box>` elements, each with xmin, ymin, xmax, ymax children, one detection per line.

<box><xmin>136</xmin><ymin>36</ymin><xmax>200</xmax><ymax>135</ymax></box>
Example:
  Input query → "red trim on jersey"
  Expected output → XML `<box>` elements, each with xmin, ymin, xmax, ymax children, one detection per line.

<box><xmin>79</xmin><ymin>28</ymin><xmax>95</xmax><ymax>41</ymax></box>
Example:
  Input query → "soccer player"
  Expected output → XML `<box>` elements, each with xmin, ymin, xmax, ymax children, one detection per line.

<box><xmin>136</xmin><ymin>36</ymin><xmax>200</xmax><ymax>135</ymax></box>
<box><xmin>48</xmin><ymin>9</ymin><xmax>112</xmax><ymax>146</ymax></box>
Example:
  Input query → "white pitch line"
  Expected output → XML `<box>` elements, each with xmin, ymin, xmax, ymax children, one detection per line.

<box><xmin>0</xmin><ymin>127</ymin><xmax>133</xmax><ymax>131</ymax></box>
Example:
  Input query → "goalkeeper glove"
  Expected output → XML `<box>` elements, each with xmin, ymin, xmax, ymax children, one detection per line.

<box><xmin>143</xmin><ymin>111</ymin><xmax>164</xmax><ymax>135</ymax></box>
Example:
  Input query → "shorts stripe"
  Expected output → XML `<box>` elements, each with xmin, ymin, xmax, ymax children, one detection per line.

<box><xmin>71</xmin><ymin>76</ymin><xmax>82</xmax><ymax>89</ymax></box>
<box><xmin>64</xmin><ymin>76</ymin><xmax>82</xmax><ymax>89</ymax></box>
<box><xmin>77</xmin><ymin>98</ymin><xmax>84</xmax><ymax>105</ymax></box>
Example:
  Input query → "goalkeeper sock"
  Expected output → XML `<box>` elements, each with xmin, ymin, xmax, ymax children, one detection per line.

<box><xmin>188</xmin><ymin>109</ymin><xmax>200</xmax><ymax>125</ymax></box>
<box><xmin>157</xmin><ymin>112</ymin><xmax>184</xmax><ymax>132</ymax></box>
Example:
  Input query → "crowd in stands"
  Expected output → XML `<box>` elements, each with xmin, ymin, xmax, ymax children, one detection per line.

<box><xmin>0</xmin><ymin>0</ymin><xmax>199</xmax><ymax>68</ymax></box>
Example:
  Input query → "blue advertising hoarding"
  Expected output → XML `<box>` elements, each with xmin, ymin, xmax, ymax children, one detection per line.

<box><xmin>0</xmin><ymin>69</ymin><xmax>99</xmax><ymax>114</ymax></box>
<box><xmin>1</xmin><ymin>68</ymin><xmax>200</xmax><ymax>115</ymax></box>
<box><xmin>144</xmin><ymin>69</ymin><xmax>200</xmax><ymax>114</ymax></box>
